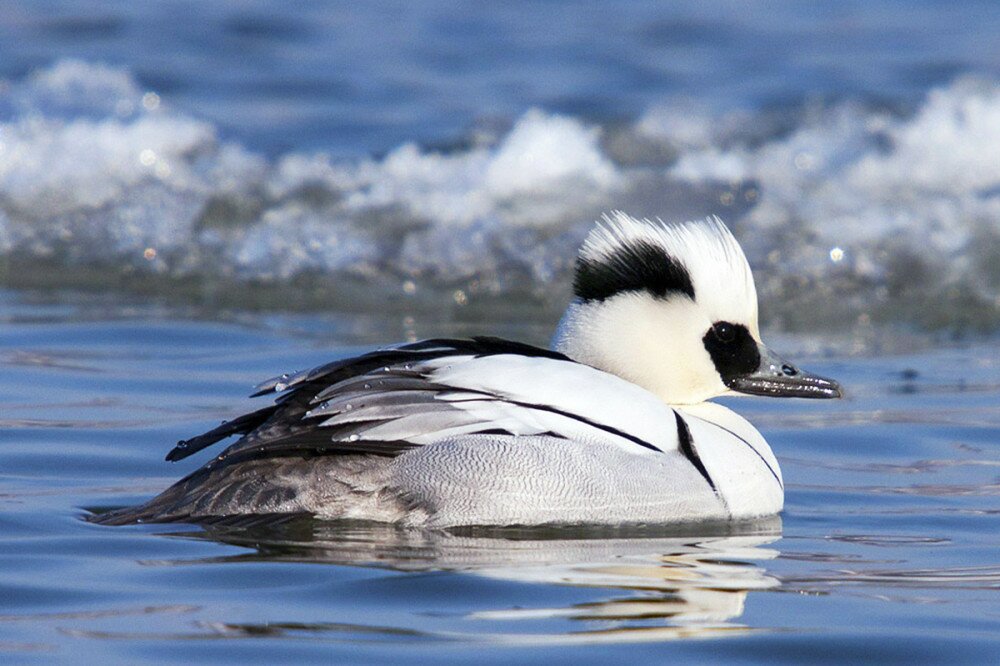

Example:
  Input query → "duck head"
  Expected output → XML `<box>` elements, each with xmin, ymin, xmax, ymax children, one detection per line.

<box><xmin>553</xmin><ymin>212</ymin><xmax>842</xmax><ymax>405</ymax></box>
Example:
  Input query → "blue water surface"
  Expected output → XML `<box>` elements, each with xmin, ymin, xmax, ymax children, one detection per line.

<box><xmin>1</xmin><ymin>290</ymin><xmax>999</xmax><ymax>662</ymax></box>
<box><xmin>3</xmin><ymin>2</ymin><xmax>1000</xmax><ymax>661</ymax></box>
<box><xmin>4</xmin><ymin>0</ymin><xmax>999</xmax><ymax>155</ymax></box>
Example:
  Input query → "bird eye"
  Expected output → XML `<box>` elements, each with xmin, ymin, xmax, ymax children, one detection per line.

<box><xmin>713</xmin><ymin>322</ymin><xmax>736</xmax><ymax>343</ymax></box>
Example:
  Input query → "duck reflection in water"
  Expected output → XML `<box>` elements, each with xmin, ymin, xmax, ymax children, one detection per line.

<box><xmin>147</xmin><ymin>516</ymin><xmax>782</xmax><ymax>643</ymax></box>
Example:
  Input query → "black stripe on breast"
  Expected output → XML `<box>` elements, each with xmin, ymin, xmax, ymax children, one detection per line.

<box><xmin>682</xmin><ymin>413</ymin><xmax>783</xmax><ymax>490</ymax></box>
<box><xmin>675</xmin><ymin>412</ymin><xmax>717</xmax><ymax>493</ymax></box>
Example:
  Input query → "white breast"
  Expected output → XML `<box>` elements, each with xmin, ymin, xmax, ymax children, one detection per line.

<box><xmin>675</xmin><ymin>402</ymin><xmax>784</xmax><ymax>520</ymax></box>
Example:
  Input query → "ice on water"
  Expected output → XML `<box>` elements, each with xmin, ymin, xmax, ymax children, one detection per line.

<box><xmin>2</xmin><ymin>61</ymin><xmax>999</xmax><ymax>328</ymax></box>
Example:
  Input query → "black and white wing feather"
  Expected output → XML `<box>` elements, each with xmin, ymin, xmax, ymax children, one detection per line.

<box><xmin>165</xmin><ymin>337</ymin><xmax>681</xmax><ymax>469</ymax></box>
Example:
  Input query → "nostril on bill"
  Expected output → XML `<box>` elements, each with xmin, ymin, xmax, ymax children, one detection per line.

<box><xmin>781</xmin><ymin>364</ymin><xmax>798</xmax><ymax>376</ymax></box>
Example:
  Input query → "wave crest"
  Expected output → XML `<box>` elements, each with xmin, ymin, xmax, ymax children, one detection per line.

<box><xmin>2</xmin><ymin>61</ymin><xmax>999</xmax><ymax>331</ymax></box>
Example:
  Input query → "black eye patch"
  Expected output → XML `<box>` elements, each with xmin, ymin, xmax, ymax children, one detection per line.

<box><xmin>702</xmin><ymin>321</ymin><xmax>760</xmax><ymax>380</ymax></box>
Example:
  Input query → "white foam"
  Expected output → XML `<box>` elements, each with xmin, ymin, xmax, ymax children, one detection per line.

<box><xmin>228</xmin><ymin>207</ymin><xmax>380</xmax><ymax>281</ymax></box>
<box><xmin>332</xmin><ymin>108</ymin><xmax>621</xmax><ymax>229</ymax></box>
<box><xmin>636</xmin><ymin>100</ymin><xmax>724</xmax><ymax>150</ymax></box>
<box><xmin>0</xmin><ymin>115</ymin><xmax>215</xmax><ymax>215</ymax></box>
<box><xmin>485</xmin><ymin>109</ymin><xmax>620</xmax><ymax>197</ymax></box>
<box><xmin>670</xmin><ymin>77</ymin><xmax>1000</xmax><ymax>289</ymax></box>
<box><xmin>847</xmin><ymin>79</ymin><xmax>1000</xmax><ymax>194</ymax></box>
<box><xmin>3</xmin><ymin>60</ymin><xmax>1000</xmax><ymax>329</ymax></box>
<box><xmin>9</xmin><ymin>59</ymin><xmax>142</xmax><ymax>120</ymax></box>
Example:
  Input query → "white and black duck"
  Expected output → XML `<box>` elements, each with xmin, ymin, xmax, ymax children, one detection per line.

<box><xmin>92</xmin><ymin>212</ymin><xmax>841</xmax><ymax>527</ymax></box>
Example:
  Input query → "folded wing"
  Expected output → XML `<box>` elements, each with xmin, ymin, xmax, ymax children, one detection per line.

<box><xmin>165</xmin><ymin>337</ymin><xmax>680</xmax><ymax>469</ymax></box>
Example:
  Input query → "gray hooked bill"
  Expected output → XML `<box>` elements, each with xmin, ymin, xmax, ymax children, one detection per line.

<box><xmin>727</xmin><ymin>345</ymin><xmax>843</xmax><ymax>399</ymax></box>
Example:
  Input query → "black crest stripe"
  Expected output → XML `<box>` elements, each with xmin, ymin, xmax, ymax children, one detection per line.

<box><xmin>674</xmin><ymin>412</ymin><xmax>717</xmax><ymax>493</ymax></box>
<box><xmin>574</xmin><ymin>239</ymin><xmax>695</xmax><ymax>302</ymax></box>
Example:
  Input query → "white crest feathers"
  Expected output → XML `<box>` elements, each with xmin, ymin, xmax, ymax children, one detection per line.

<box><xmin>582</xmin><ymin>211</ymin><xmax>759</xmax><ymax>335</ymax></box>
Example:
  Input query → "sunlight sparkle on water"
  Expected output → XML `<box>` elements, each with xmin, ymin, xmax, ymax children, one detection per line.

<box><xmin>142</xmin><ymin>92</ymin><xmax>160</xmax><ymax>111</ymax></box>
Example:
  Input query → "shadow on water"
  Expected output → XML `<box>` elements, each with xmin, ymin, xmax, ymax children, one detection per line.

<box><xmin>98</xmin><ymin>515</ymin><xmax>785</xmax><ymax>644</ymax></box>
